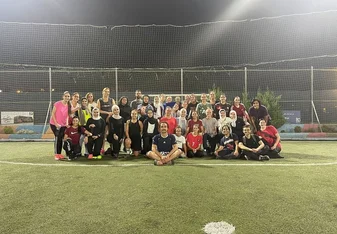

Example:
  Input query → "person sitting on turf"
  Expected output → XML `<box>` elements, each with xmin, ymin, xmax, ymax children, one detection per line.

<box><xmin>173</xmin><ymin>126</ymin><xmax>187</xmax><ymax>157</ymax></box>
<box><xmin>146</xmin><ymin>121</ymin><xmax>182</xmax><ymax>166</ymax></box>
<box><xmin>85</xmin><ymin>108</ymin><xmax>106</xmax><ymax>159</ymax></box>
<box><xmin>63</xmin><ymin>116</ymin><xmax>92</xmax><ymax>160</ymax></box>
<box><xmin>257</xmin><ymin>119</ymin><xmax>283</xmax><ymax>158</ymax></box>
<box><xmin>214</xmin><ymin>125</ymin><xmax>240</xmax><ymax>160</ymax></box>
<box><xmin>186</xmin><ymin>124</ymin><xmax>204</xmax><ymax>158</ymax></box>
<box><xmin>202</xmin><ymin>108</ymin><xmax>218</xmax><ymax>156</ymax></box>
<box><xmin>239</xmin><ymin>125</ymin><xmax>270</xmax><ymax>161</ymax></box>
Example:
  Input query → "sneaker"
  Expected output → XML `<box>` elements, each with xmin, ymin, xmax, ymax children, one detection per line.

<box><xmin>58</xmin><ymin>154</ymin><xmax>65</xmax><ymax>160</ymax></box>
<box><xmin>154</xmin><ymin>160</ymin><xmax>164</xmax><ymax>166</ymax></box>
<box><xmin>100</xmin><ymin>149</ymin><xmax>105</xmax><ymax>155</ymax></box>
<box><xmin>88</xmin><ymin>154</ymin><xmax>93</xmax><ymax>159</ymax></box>
<box><xmin>54</xmin><ymin>154</ymin><xmax>60</xmax><ymax>160</ymax></box>
<box><xmin>259</xmin><ymin>155</ymin><xmax>270</xmax><ymax>161</ymax></box>
<box><xmin>166</xmin><ymin>160</ymin><xmax>175</xmax><ymax>166</ymax></box>
<box><xmin>263</xmin><ymin>155</ymin><xmax>270</xmax><ymax>161</ymax></box>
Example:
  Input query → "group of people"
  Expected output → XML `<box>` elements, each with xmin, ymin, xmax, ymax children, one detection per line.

<box><xmin>49</xmin><ymin>88</ymin><xmax>283</xmax><ymax>165</ymax></box>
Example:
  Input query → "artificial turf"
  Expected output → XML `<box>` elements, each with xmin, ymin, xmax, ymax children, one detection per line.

<box><xmin>0</xmin><ymin>141</ymin><xmax>337</xmax><ymax>234</ymax></box>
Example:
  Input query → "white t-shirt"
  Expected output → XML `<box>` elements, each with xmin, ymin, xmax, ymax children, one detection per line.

<box><xmin>174</xmin><ymin>134</ymin><xmax>186</xmax><ymax>149</ymax></box>
<box><xmin>147</xmin><ymin>122</ymin><xmax>155</xmax><ymax>134</ymax></box>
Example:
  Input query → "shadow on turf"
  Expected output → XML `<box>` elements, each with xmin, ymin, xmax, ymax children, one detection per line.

<box><xmin>5</xmin><ymin>152</ymin><xmax>337</xmax><ymax>167</ymax></box>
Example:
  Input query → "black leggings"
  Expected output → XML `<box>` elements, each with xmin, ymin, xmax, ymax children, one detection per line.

<box><xmin>242</xmin><ymin>146</ymin><xmax>269</xmax><ymax>160</ymax></box>
<box><xmin>50</xmin><ymin>124</ymin><xmax>66</xmax><ymax>154</ymax></box>
<box><xmin>63</xmin><ymin>139</ymin><xmax>81</xmax><ymax>158</ymax></box>
<box><xmin>187</xmin><ymin>150</ymin><xmax>204</xmax><ymax>158</ymax></box>
<box><xmin>86</xmin><ymin>137</ymin><xmax>104</xmax><ymax>156</ymax></box>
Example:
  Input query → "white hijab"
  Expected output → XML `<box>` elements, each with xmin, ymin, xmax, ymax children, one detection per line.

<box><xmin>230</xmin><ymin>110</ymin><xmax>237</xmax><ymax>128</ymax></box>
<box><xmin>92</xmin><ymin>107</ymin><xmax>102</xmax><ymax>120</ymax></box>
<box><xmin>111</xmin><ymin>105</ymin><xmax>122</xmax><ymax>119</ymax></box>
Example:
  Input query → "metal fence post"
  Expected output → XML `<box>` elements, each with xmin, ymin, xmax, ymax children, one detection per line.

<box><xmin>244</xmin><ymin>67</ymin><xmax>247</xmax><ymax>94</ymax></box>
<box><xmin>115</xmin><ymin>67</ymin><xmax>118</xmax><ymax>101</ymax></box>
<box><xmin>181</xmin><ymin>68</ymin><xmax>183</xmax><ymax>98</ymax></box>
<box><xmin>42</xmin><ymin>67</ymin><xmax>52</xmax><ymax>135</ymax></box>
<box><xmin>311</xmin><ymin>66</ymin><xmax>314</xmax><ymax>124</ymax></box>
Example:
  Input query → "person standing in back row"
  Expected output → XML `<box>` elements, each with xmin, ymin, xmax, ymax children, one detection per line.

<box><xmin>130</xmin><ymin>89</ymin><xmax>143</xmax><ymax>110</ymax></box>
<box><xmin>50</xmin><ymin>91</ymin><xmax>71</xmax><ymax>160</ymax></box>
<box><xmin>97</xmin><ymin>87</ymin><xmax>115</xmax><ymax>154</ymax></box>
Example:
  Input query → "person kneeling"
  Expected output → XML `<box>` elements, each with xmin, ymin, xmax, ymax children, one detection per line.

<box><xmin>238</xmin><ymin>125</ymin><xmax>270</xmax><ymax>161</ymax></box>
<box><xmin>146</xmin><ymin>122</ymin><xmax>182</xmax><ymax>166</ymax></box>
<box><xmin>63</xmin><ymin>116</ymin><xmax>92</xmax><ymax>160</ymax></box>
<box><xmin>215</xmin><ymin>125</ymin><xmax>240</xmax><ymax>160</ymax></box>
<box><xmin>186</xmin><ymin>124</ymin><xmax>204</xmax><ymax>158</ymax></box>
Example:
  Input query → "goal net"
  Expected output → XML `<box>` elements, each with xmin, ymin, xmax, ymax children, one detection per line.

<box><xmin>1</xmin><ymin>10</ymin><xmax>337</xmax><ymax>139</ymax></box>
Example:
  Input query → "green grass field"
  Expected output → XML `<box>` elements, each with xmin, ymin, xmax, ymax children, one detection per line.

<box><xmin>1</xmin><ymin>141</ymin><xmax>337</xmax><ymax>234</ymax></box>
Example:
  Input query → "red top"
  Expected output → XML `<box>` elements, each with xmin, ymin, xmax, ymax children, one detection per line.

<box><xmin>187</xmin><ymin>119</ymin><xmax>203</xmax><ymax>133</ymax></box>
<box><xmin>231</xmin><ymin>103</ymin><xmax>247</xmax><ymax>118</ymax></box>
<box><xmin>257</xmin><ymin>125</ymin><xmax>281</xmax><ymax>149</ymax></box>
<box><xmin>186</xmin><ymin>132</ymin><xmax>203</xmax><ymax>150</ymax></box>
<box><xmin>160</xmin><ymin>116</ymin><xmax>177</xmax><ymax>135</ymax></box>
<box><xmin>64</xmin><ymin>126</ymin><xmax>86</xmax><ymax>145</ymax></box>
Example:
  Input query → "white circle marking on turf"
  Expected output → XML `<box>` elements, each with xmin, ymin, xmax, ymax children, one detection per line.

<box><xmin>0</xmin><ymin>160</ymin><xmax>337</xmax><ymax>167</ymax></box>
<box><xmin>203</xmin><ymin>221</ymin><xmax>235</xmax><ymax>234</ymax></box>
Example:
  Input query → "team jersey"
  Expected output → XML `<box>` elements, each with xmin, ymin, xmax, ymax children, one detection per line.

<box><xmin>65</xmin><ymin>126</ymin><xmax>86</xmax><ymax>145</ymax></box>
<box><xmin>186</xmin><ymin>133</ymin><xmax>203</xmax><ymax>150</ymax></box>
<box><xmin>153</xmin><ymin>134</ymin><xmax>176</xmax><ymax>153</ymax></box>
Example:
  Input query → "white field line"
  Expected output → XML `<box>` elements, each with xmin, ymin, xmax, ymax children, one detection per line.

<box><xmin>0</xmin><ymin>160</ymin><xmax>337</xmax><ymax>167</ymax></box>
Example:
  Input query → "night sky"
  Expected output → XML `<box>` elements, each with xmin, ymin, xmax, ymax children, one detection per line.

<box><xmin>1</xmin><ymin>0</ymin><xmax>337</xmax><ymax>25</ymax></box>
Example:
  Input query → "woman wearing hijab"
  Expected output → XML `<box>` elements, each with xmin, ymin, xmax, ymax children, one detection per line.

<box><xmin>85</xmin><ymin>108</ymin><xmax>106</xmax><ymax>159</ymax></box>
<box><xmin>217</xmin><ymin>109</ymin><xmax>232</xmax><ymax>133</ymax></box>
<box><xmin>176</xmin><ymin>108</ymin><xmax>188</xmax><ymax>136</ymax></box>
<box><xmin>107</xmin><ymin>105</ymin><xmax>125</xmax><ymax>158</ymax></box>
<box><xmin>229</xmin><ymin>110</ymin><xmax>245</xmax><ymax>142</ymax></box>
<box><xmin>142</xmin><ymin>109</ymin><xmax>159</xmax><ymax>154</ymax></box>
